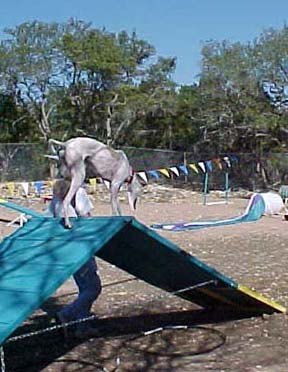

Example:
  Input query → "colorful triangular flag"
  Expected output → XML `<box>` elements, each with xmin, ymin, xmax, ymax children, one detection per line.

<box><xmin>7</xmin><ymin>182</ymin><xmax>15</xmax><ymax>197</ymax></box>
<box><xmin>229</xmin><ymin>154</ymin><xmax>239</xmax><ymax>163</ymax></box>
<box><xmin>20</xmin><ymin>182</ymin><xmax>29</xmax><ymax>197</ymax></box>
<box><xmin>178</xmin><ymin>165</ymin><xmax>188</xmax><ymax>176</ymax></box>
<box><xmin>89</xmin><ymin>178</ymin><xmax>97</xmax><ymax>192</ymax></box>
<box><xmin>103</xmin><ymin>179</ymin><xmax>111</xmax><ymax>189</ymax></box>
<box><xmin>223</xmin><ymin>156</ymin><xmax>231</xmax><ymax>168</ymax></box>
<box><xmin>188</xmin><ymin>163</ymin><xmax>199</xmax><ymax>174</ymax></box>
<box><xmin>169</xmin><ymin>167</ymin><xmax>180</xmax><ymax>177</ymax></box>
<box><xmin>137</xmin><ymin>171</ymin><xmax>148</xmax><ymax>184</ymax></box>
<box><xmin>158</xmin><ymin>168</ymin><xmax>170</xmax><ymax>178</ymax></box>
<box><xmin>34</xmin><ymin>181</ymin><xmax>43</xmax><ymax>196</ymax></box>
<box><xmin>148</xmin><ymin>170</ymin><xmax>160</xmax><ymax>180</ymax></box>
<box><xmin>198</xmin><ymin>162</ymin><xmax>206</xmax><ymax>172</ymax></box>
<box><xmin>46</xmin><ymin>180</ymin><xmax>54</xmax><ymax>190</ymax></box>
<box><xmin>213</xmin><ymin>158</ymin><xmax>223</xmax><ymax>170</ymax></box>
<box><xmin>205</xmin><ymin>160</ymin><xmax>213</xmax><ymax>172</ymax></box>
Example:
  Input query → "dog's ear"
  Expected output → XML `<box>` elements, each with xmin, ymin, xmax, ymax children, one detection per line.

<box><xmin>44</xmin><ymin>154</ymin><xmax>60</xmax><ymax>161</ymax></box>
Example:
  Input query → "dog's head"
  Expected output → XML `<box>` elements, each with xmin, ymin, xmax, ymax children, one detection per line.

<box><xmin>45</xmin><ymin>150</ymin><xmax>70</xmax><ymax>179</ymax></box>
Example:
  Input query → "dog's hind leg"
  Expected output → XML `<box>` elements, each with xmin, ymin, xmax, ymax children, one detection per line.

<box><xmin>110</xmin><ymin>180</ymin><xmax>122</xmax><ymax>215</ymax></box>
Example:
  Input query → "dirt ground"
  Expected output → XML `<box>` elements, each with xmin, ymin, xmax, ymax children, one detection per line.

<box><xmin>1</xmin><ymin>186</ymin><xmax>288</xmax><ymax>371</ymax></box>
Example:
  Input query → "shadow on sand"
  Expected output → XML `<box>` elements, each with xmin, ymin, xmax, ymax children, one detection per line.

<box><xmin>4</xmin><ymin>306</ymin><xmax>258</xmax><ymax>372</ymax></box>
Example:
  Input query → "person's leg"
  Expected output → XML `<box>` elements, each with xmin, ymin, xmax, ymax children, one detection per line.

<box><xmin>58</xmin><ymin>258</ymin><xmax>101</xmax><ymax>331</ymax></box>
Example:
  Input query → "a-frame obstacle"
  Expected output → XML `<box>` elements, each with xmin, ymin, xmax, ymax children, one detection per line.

<box><xmin>0</xmin><ymin>215</ymin><xmax>285</xmax><ymax>346</ymax></box>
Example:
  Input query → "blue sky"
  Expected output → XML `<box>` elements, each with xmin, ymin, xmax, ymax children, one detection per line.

<box><xmin>1</xmin><ymin>0</ymin><xmax>287</xmax><ymax>85</ymax></box>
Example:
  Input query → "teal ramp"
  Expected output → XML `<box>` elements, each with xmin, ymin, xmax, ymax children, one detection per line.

<box><xmin>0</xmin><ymin>217</ymin><xmax>128</xmax><ymax>345</ymax></box>
<box><xmin>0</xmin><ymin>199</ymin><xmax>42</xmax><ymax>218</ymax></box>
<box><xmin>0</xmin><ymin>216</ymin><xmax>285</xmax><ymax>345</ymax></box>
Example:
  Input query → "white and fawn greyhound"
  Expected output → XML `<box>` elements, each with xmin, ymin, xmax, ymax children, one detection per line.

<box><xmin>48</xmin><ymin>137</ymin><xmax>143</xmax><ymax>229</ymax></box>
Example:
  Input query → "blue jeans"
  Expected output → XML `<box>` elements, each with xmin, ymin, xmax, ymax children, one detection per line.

<box><xmin>59</xmin><ymin>258</ymin><xmax>102</xmax><ymax>330</ymax></box>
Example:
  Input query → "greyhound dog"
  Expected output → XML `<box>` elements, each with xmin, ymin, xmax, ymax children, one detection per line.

<box><xmin>48</xmin><ymin>137</ymin><xmax>143</xmax><ymax>228</ymax></box>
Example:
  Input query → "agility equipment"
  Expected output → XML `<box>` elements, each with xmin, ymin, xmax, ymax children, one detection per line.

<box><xmin>0</xmin><ymin>198</ymin><xmax>42</xmax><ymax>227</ymax></box>
<box><xmin>203</xmin><ymin>171</ymin><xmax>229</xmax><ymax>206</ymax></box>
<box><xmin>0</xmin><ymin>215</ymin><xmax>285</xmax><ymax>346</ymax></box>
<box><xmin>0</xmin><ymin>198</ymin><xmax>42</xmax><ymax>218</ymax></box>
<box><xmin>151</xmin><ymin>192</ymin><xmax>284</xmax><ymax>232</ymax></box>
<box><xmin>261</xmin><ymin>191</ymin><xmax>285</xmax><ymax>214</ymax></box>
<box><xmin>152</xmin><ymin>193</ymin><xmax>265</xmax><ymax>231</ymax></box>
<box><xmin>279</xmin><ymin>185</ymin><xmax>288</xmax><ymax>205</ymax></box>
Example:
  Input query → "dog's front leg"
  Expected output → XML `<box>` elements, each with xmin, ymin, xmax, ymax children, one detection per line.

<box><xmin>63</xmin><ymin>164</ymin><xmax>86</xmax><ymax>228</ymax></box>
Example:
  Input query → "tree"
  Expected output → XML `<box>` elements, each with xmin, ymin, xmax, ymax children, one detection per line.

<box><xmin>198</xmin><ymin>28</ymin><xmax>288</xmax><ymax>155</ymax></box>
<box><xmin>56</xmin><ymin>20</ymin><xmax>176</xmax><ymax>145</ymax></box>
<box><xmin>0</xmin><ymin>21</ymin><xmax>64</xmax><ymax>141</ymax></box>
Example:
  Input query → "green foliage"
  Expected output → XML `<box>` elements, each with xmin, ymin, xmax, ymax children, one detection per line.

<box><xmin>0</xmin><ymin>18</ymin><xmax>287</xmax><ymax>157</ymax></box>
<box><xmin>0</xmin><ymin>94</ymin><xmax>37</xmax><ymax>142</ymax></box>
<box><xmin>198</xmin><ymin>28</ymin><xmax>288</xmax><ymax>155</ymax></box>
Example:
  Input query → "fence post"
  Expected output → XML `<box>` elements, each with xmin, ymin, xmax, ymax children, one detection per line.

<box><xmin>225</xmin><ymin>171</ymin><xmax>229</xmax><ymax>204</ymax></box>
<box><xmin>203</xmin><ymin>172</ymin><xmax>209</xmax><ymax>205</ymax></box>
<box><xmin>183</xmin><ymin>152</ymin><xmax>188</xmax><ymax>183</ymax></box>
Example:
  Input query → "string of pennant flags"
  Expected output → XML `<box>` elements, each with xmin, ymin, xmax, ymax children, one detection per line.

<box><xmin>0</xmin><ymin>179</ymin><xmax>100</xmax><ymax>199</ymax></box>
<box><xmin>135</xmin><ymin>154</ymin><xmax>238</xmax><ymax>184</ymax></box>
<box><xmin>0</xmin><ymin>180</ymin><xmax>54</xmax><ymax>199</ymax></box>
<box><xmin>0</xmin><ymin>154</ymin><xmax>238</xmax><ymax>198</ymax></box>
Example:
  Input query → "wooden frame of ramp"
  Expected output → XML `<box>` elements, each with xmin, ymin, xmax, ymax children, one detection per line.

<box><xmin>0</xmin><ymin>215</ymin><xmax>286</xmax><ymax>346</ymax></box>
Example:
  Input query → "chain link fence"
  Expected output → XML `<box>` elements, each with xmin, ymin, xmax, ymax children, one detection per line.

<box><xmin>124</xmin><ymin>147</ymin><xmax>288</xmax><ymax>192</ymax></box>
<box><xmin>0</xmin><ymin>143</ymin><xmax>287</xmax><ymax>192</ymax></box>
<box><xmin>0</xmin><ymin>143</ymin><xmax>48</xmax><ymax>183</ymax></box>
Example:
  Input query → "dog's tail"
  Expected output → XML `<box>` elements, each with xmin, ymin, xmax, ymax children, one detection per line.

<box><xmin>48</xmin><ymin>139</ymin><xmax>66</xmax><ymax>155</ymax></box>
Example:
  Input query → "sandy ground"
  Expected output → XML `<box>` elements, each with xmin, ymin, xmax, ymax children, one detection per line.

<box><xmin>1</xmin><ymin>187</ymin><xmax>288</xmax><ymax>371</ymax></box>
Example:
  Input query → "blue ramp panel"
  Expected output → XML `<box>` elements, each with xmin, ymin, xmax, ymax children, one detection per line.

<box><xmin>0</xmin><ymin>217</ymin><xmax>286</xmax><ymax>345</ymax></box>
